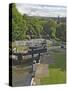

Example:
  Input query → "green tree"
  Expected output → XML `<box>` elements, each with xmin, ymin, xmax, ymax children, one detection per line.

<box><xmin>56</xmin><ymin>22</ymin><xmax>66</xmax><ymax>41</ymax></box>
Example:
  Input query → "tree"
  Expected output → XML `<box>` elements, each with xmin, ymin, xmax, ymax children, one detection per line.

<box><xmin>56</xmin><ymin>22</ymin><xmax>66</xmax><ymax>41</ymax></box>
<box><xmin>43</xmin><ymin>19</ymin><xmax>57</xmax><ymax>39</ymax></box>
<box><xmin>11</xmin><ymin>3</ymin><xmax>66</xmax><ymax>42</ymax></box>
<box><xmin>12</xmin><ymin>4</ymin><xmax>28</xmax><ymax>41</ymax></box>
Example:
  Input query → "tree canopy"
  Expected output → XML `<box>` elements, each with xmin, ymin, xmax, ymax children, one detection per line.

<box><xmin>11</xmin><ymin>4</ymin><xmax>66</xmax><ymax>42</ymax></box>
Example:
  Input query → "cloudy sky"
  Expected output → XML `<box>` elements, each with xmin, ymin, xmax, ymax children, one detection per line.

<box><xmin>16</xmin><ymin>3</ymin><xmax>66</xmax><ymax>17</ymax></box>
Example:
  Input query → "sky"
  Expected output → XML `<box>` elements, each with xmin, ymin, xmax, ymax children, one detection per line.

<box><xmin>16</xmin><ymin>3</ymin><xmax>66</xmax><ymax>17</ymax></box>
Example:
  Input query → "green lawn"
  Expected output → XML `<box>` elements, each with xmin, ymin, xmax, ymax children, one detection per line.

<box><xmin>40</xmin><ymin>50</ymin><xmax>66</xmax><ymax>84</ymax></box>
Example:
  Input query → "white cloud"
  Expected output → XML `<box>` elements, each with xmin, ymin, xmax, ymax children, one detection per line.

<box><xmin>16</xmin><ymin>3</ymin><xmax>66</xmax><ymax>17</ymax></box>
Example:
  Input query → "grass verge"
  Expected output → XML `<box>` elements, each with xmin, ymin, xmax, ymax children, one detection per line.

<box><xmin>40</xmin><ymin>50</ymin><xmax>66</xmax><ymax>84</ymax></box>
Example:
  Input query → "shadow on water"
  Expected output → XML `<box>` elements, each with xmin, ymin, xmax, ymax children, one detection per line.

<box><xmin>12</xmin><ymin>54</ymin><xmax>40</xmax><ymax>66</ymax></box>
<box><xmin>12</xmin><ymin>57</ymin><xmax>32</xmax><ymax>66</ymax></box>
